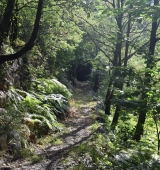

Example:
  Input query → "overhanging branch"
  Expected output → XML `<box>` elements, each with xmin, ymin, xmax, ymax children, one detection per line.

<box><xmin>0</xmin><ymin>0</ymin><xmax>43</xmax><ymax>65</ymax></box>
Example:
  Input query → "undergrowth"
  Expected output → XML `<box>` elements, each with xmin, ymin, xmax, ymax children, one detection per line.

<box><xmin>63</xmin><ymin>109</ymin><xmax>160</xmax><ymax>169</ymax></box>
<box><xmin>0</xmin><ymin>78</ymin><xmax>71</xmax><ymax>158</ymax></box>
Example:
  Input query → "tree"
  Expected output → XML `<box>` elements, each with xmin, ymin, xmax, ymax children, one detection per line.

<box><xmin>133</xmin><ymin>0</ymin><xmax>159</xmax><ymax>141</ymax></box>
<box><xmin>0</xmin><ymin>0</ymin><xmax>43</xmax><ymax>65</ymax></box>
<box><xmin>72</xmin><ymin>1</ymin><xmax>151</xmax><ymax>129</ymax></box>
<box><xmin>90</xmin><ymin>0</ymin><xmax>150</xmax><ymax>127</ymax></box>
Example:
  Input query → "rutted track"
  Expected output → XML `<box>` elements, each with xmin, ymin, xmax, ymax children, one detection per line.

<box><xmin>5</xmin><ymin>82</ymin><xmax>98</xmax><ymax>170</ymax></box>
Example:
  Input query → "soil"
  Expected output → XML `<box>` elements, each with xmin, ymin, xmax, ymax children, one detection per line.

<box><xmin>0</xmin><ymin>81</ymin><xmax>100</xmax><ymax>170</ymax></box>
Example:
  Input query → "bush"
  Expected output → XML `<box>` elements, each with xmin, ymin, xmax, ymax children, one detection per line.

<box><xmin>1</xmin><ymin>77</ymin><xmax>71</xmax><ymax>153</ymax></box>
<box><xmin>32</xmin><ymin>78</ymin><xmax>72</xmax><ymax>100</ymax></box>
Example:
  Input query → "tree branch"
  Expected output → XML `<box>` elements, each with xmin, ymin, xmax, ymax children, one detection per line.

<box><xmin>0</xmin><ymin>0</ymin><xmax>44</xmax><ymax>65</ymax></box>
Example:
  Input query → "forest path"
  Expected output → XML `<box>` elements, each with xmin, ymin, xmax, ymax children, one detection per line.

<box><xmin>9</xmin><ymin>81</ymin><xmax>99</xmax><ymax>170</ymax></box>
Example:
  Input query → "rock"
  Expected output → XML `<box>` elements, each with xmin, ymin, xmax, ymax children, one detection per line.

<box><xmin>0</xmin><ymin>79</ymin><xmax>10</xmax><ymax>91</ymax></box>
<box><xmin>0</xmin><ymin>128</ymin><xmax>8</xmax><ymax>151</ymax></box>
<box><xmin>23</xmin><ymin>117</ymin><xmax>50</xmax><ymax>137</ymax></box>
<box><xmin>0</xmin><ymin>128</ymin><xmax>6</xmax><ymax>135</ymax></box>
<box><xmin>98</xmin><ymin>126</ymin><xmax>109</xmax><ymax>134</ymax></box>
<box><xmin>94</xmin><ymin>100</ymin><xmax>104</xmax><ymax>110</ymax></box>
<box><xmin>0</xmin><ymin>108</ymin><xmax>7</xmax><ymax>122</ymax></box>
<box><xmin>19</xmin><ymin>124</ymin><xmax>30</xmax><ymax>140</ymax></box>
<box><xmin>13</xmin><ymin>74</ymin><xmax>21</xmax><ymax>88</ymax></box>
<box><xmin>92</xmin><ymin>96</ymin><xmax>98</xmax><ymax>101</ymax></box>
<box><xmin>0</xmin><ymin>91</ymin><xmax>7</xmax><ymax>108</ymax></box>
<box><xmin>0</xmin><ymin>108</ymin><xmax>7</xmax><ymax>114</ymax></box>
<box><xmin>0</xmin><ymin>134</ymin><xmax>8</xmax><ymax>151</ymax></box>
<box><xmin>7</xmin><ymin>129</ymin><xmax>22</xmax><ymax>155</ymax></box>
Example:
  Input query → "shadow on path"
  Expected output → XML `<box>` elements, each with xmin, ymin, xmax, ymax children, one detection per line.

<box><xmin>15</xmin><ymin>81</ymin><xmax>98</xmax><ymax>170</ymax></box>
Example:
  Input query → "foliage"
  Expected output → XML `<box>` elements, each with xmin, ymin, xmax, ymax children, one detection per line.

<box><xmin>29</xmin><ymin>154</ymin><xmax>43</xmax><ymax>164</ymax></box>
<box><xmin>44</xmin><ymin>94</ymin><xmax>70</xmax><ymax>119</ymax></box>
<box><xmin>1</xmin><ymin>0</ymin><xmax>160</xmax><ymax>167</ymax></box>
<box><xmin>66</xmin><ymin>119</ymin><xmax>160</xmax><ymax>169</ymax></box>
<box><xmin>32</xmin><ymin>78</ymin><xmax>72</xmax><ymax>100</ymax></box>
<box><xmin>2</xmin><ymin>77</ymin><xmax>71</xmax><ymax>139</ymax></box>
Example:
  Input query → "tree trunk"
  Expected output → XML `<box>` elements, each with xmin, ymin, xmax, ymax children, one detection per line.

<box><xmin>111</xmin><ymin>4</ymin><xmax>132</xmax><ymax>128</ymax></box>
<box><xmin>111</xmin><ymin>81</ymin><xmax>123</xmax><ymax>127</ymax></box>
<box><xmin>0</xmin><ymin>0</ymin><xmax>15</xmax><ymax>47</ymax></box>
<box><xmin>105</xmin><ymin>79</ymin><xmax>114</xmax><ymax>115</ymax></box>
<box><xmin>132</xmin><ymin>110</ymin><xmax>146</xmax><ymax>141</ymax></box>
<box><xmin>104</xmin><ymin>17</ymin><xmax>123</xmax><ymax>115</ymax></box>
<box><xmin>10</xmin><ymin>0</ymin><xmax>18</xmax><ymax>43</ymax></box>
<box><xmin>93</xmin><ymin>73</ymin><xmax>100</xmax><ymax>92</ymax></box>
<box><xmin>111</xmin><ymin>105</ymin><xmax>121</xmax><ymax>128</ymax></box>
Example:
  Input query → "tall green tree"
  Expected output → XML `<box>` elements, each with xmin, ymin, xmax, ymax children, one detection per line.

<box><xmin>79</xmin><ymin>0</ymin><xmax>150</xmax><ymax>127</ymax></box>
<box><xmin>133</xmin><ymin>0</ymin><xmax>160</xmax><ymax>141</ymax></box>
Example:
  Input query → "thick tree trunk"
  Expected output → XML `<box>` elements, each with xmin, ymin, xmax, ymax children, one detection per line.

<box><xmin>111</xmin><ymin>105</ymin><xmax>121</xmax><ymax>127</ymax></box>
<box><xmin>133</xmin><ymin>110</ymin><xmax>146</xmax><ymax>141</ymax></box>
<box><xmin>93</xmin><ymin>73</ymin><xmax>100</xmax><ymax>92</ymax></box>
<box><xmin>105</xmin><ymin>79</ymin><xmax>114</xmax><ymax>115</ymax></box>
<box><xmin>111</xmin><ymin>82</ymin><xmax>123</xmax><ymax>127</ymax></box>
<box><xmin>0</xmin><ymin>0</ymin><xmax>43</xmax><ymax>65</ymax></box>
<box><xmin>105</xmin><ymin>94</ymin><xmax>113</xmax><ymax>115</ymax></box>
<box><xmin>111</xmin><ymin>4</ymin><xmax>132</xmax><ymax>128</ymax></box>
<box><xmin>0</xmin><ymin>0</ymin><xmax>15</xmax><ymax>47</ymax></box>
<box><xmin>10</xmin><ymin>0</ymin><xmax>18</xmax><ymax>43</ymax></box>
<box><xmin>104</xmin><ymin>3</ymin><xmax>123</xmax><ymax>116</ymax></box>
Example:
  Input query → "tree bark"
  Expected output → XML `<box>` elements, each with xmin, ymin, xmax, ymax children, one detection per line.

<box><xmin>0</xmin><ymin>0</ymin><xmax>15</xmax><ymax>48</ymax></box>
<box><xmin>111</xmin><ymin>105</ymin><xmax>121</xmax><ymax>127</ymax></box>
<box><xmin>111</xmin><ymin>82</ymin><xmax>123</xmax><ymax>127</ymax></box>
<box><xmin>105</xmin><ymin>0</ymin><xmax>123</xmax><ymax>116</ymax></box>
<box><xmin>133</xmin><ymin>110</ymin><xmax>146</xmax><ymax>141</ymax></box>
<box><xmin>11</xmin><ymin>0</ymin><xmax>18</xmax><ymax>43</ymax></box>
<box><xmin>105</xmin><ymin>79</ymin><xmax>114</xmax><ymax>115</ymax></box>
<box><xmin>0</xmin><ymin>0</ymin><xmax>43</xmax><ymax>65</ymax></box>
<box><xmin>111</xmin><ymin>4</ymin><xmax>132</xmax><ymax>128</ymax></box>
<box><xmin>93</xmin><ymin>72</ymin><xmax>100</xmax><ymax>92</ymax></box>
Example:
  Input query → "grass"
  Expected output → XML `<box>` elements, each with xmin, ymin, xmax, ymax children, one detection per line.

<box><xmin>70</xmin><ymin>89</ymin><xmax>96</xmax><ymax>112</ymax></box>
<box><xmin>17</xmin><ymin>148</ymin><xmax>43</xmax><ymax>164</ymax></box>
<box><xmin>37</xmin><ymin>135</ymin><xmax>63</xmax><ymax>146</ymax></box>
<box><xmin>28</xmin><ymin>154</ymin><xmax>43</xmax><ymax>163</ymax></box>
<box><xmin>20</xmin><ymin>148</ymin><xmax>32</xmax><ymax>158</ymax></box>
<box><xmin>91</xmin><ymin>121</ymin><xmax>100</xmax><ymax>131</ymax></box>
<box><xmin>51</xmin><ymin>138</ymin><xmax>63</xmax><ymax>145</ymax></box>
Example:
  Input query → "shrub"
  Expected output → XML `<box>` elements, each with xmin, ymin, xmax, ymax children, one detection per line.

<box><xmin>32</xmin><ymin>78</ymin><xmax>72</xmax><ymax>100</ymax></box>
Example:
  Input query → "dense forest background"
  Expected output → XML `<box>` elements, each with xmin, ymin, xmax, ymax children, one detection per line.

<box><xmin>1</xmin><ymin>0</ymin><xmax>160</xmax><ymax>169</ymax></box>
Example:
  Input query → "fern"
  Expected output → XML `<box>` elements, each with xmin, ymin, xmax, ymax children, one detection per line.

<box><xmin>44</xmin><ymin>94</ymin><xmax>70</xmax><ymax>119</ymax></box>
<box><xmin>32</xmin><ymin>78</ymin><xmax>72</xmax><ymax>99</ymax></box>
<box><xmin>4</xmin><ymin>78</ymin><xmax>71</xmax><ymax>138</ymax></box>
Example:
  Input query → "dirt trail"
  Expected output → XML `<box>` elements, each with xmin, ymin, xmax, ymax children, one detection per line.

<box><xmin>4</xmin><ymin>82</ymin><xmax>98</xmax><ymax>170</ymax></box>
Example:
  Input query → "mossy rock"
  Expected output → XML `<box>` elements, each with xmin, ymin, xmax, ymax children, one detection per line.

<box><xmin>23</xmin><ymin>116</ymin><xmax>52</xmax><ymax>137</ymax></box>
